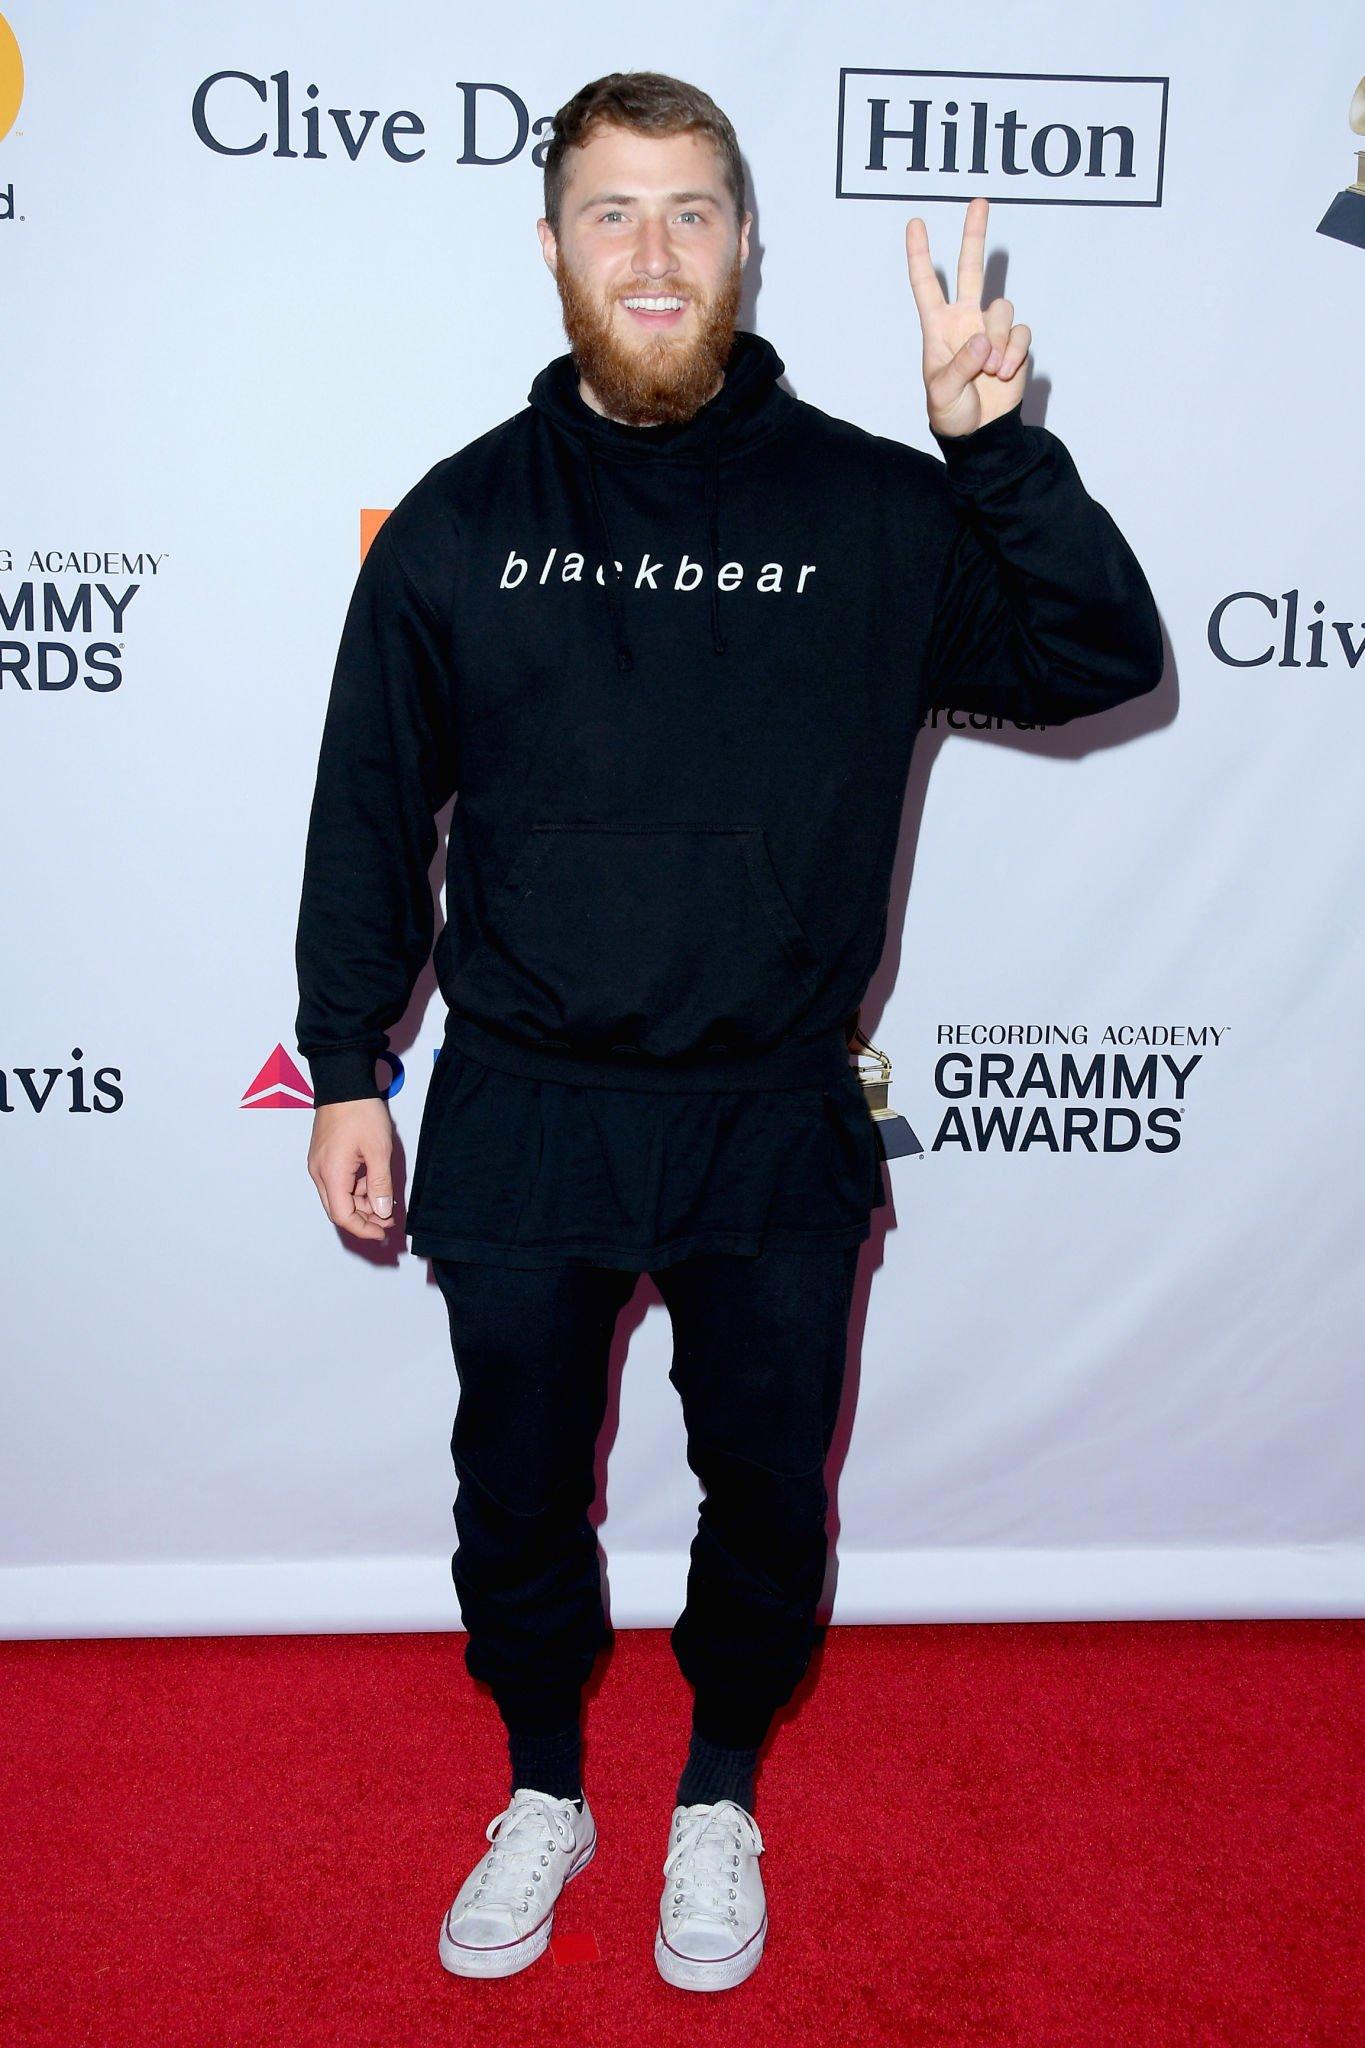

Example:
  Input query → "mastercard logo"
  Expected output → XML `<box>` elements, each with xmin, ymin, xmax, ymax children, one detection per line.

<box><xmin>0</xmin><ymin>13</ymin><xmax>22</xmax><ymax>144</ymax></box>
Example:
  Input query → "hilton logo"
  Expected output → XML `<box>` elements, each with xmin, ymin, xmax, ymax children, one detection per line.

<box><xmin>836</xmin><ymin>69</ymin><xmax>1167</xmax><ymax>207</ymax></box>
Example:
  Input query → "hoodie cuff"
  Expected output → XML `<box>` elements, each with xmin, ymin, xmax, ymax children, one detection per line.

<box><xmin>929</xmin><ymin>403</ymin><xmax>1035</xmax><ymax>487</ymax></box>
<box><xmin>306</xmin><ymin>1047</ymin><xmax>384</xmax><ymax>1107</ymax></box>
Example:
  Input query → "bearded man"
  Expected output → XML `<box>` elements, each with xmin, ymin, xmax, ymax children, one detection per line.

<box><xmin>294</xmin><ymin>69</ymin><xmax>1162</xmax><ymax>1994</ymax></box>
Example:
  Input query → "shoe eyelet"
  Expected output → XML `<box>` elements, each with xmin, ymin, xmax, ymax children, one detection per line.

<box><xmin>729</xmin><ymin>1888</ymin><xmax>736</xmax><ymax>1897</ymax></box>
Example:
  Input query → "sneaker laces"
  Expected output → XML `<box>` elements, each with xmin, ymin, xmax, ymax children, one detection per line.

<box><xmin>662</xmin><ymin>1800</ymin><xmax>765</xmax><ymax>1928</ymax></box>
<box><xmin>465</xmin><ymin>1791</ymin><xmax>578</xmax><ymax>1919</ymax></box>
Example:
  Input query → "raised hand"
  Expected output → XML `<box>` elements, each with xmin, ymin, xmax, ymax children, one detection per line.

<box><xmin>905</xmin><ymin>197</ymin><xmax>1031</xmax><ymax>439</ymax></box>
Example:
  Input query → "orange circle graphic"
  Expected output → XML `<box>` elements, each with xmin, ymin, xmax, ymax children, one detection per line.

<box><xmin>0</xmin><ymin>15</ymin><xmax>24</xmax><ymax>144</ymax></box>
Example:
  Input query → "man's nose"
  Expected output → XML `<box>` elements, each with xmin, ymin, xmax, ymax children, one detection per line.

<box><xmin>631</xmin><ymin>218</ymin><xmax>680</xmax><ymax>276</ymax></box>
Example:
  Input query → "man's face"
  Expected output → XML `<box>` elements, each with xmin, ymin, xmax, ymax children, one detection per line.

<box><xmin>537</xmin><ymin>123</ymin><xmax>751</xmax><ymax>426</ymax></box>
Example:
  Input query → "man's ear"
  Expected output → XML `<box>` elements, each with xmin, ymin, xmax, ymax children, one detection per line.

<box><xmin>536</xmin><ymin>218</ymin><xmax>558</xmax><ymax>275</ymax></box>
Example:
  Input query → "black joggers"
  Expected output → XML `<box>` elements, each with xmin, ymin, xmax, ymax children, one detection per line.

<box><xmin>431</xmin><ymin>1242</ymin><xmax>862</xmax><ymax>1751</ymax></box>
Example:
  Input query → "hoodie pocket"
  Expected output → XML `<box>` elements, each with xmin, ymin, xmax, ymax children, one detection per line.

<box><xmin>448</xmin><ymin>821</ymin><xmax>821</xmax><ymax>1059</ymax></box>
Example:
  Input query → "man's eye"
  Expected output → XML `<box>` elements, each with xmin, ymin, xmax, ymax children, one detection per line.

<box><xmin>596</xmin><ymin>209</ymin><xmax>706</xmax><ymax>224</ymax></box>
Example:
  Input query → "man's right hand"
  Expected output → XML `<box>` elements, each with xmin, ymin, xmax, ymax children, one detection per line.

<box><xmin>307</xmin><ymin>1095</ymin><xmax>397</xmax><ymax>1241</ymax></box>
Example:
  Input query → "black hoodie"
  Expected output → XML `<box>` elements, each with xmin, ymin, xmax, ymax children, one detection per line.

<box><xmin>294</xmin><ymin>329</ymin><xmax>1162</xmax><ymax>1113</ymax></box>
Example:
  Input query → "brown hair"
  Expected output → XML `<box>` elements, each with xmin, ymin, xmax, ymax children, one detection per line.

<box><xmin>542</xmin><ymin>72</ymin><xmax>746</xmax><ymax>238</ymax></box>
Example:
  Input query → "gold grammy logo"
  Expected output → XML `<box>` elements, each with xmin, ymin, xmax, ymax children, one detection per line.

<box><xmin>847</xmin><ymin>1012</ymin><xmax>919</xmax><ymax>1163</ymax></box>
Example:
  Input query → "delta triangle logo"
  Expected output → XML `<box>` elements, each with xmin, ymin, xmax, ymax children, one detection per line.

<box><xmin>243</xmin><ymin>1044</ymin><xmax>313</xmax><ymax>1109</ymax></box>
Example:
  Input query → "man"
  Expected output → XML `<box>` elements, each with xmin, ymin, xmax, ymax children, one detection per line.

<box><xmin>294</xmin><ymin>72</ymin><xmax>1161</xmax><ymax>1994</ymax></box>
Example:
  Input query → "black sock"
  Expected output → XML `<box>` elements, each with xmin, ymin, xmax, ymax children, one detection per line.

<box><xmin>675</xmin><ymin>1729</ymin><xmax>760</xmax><ymax>1816</ymax></box>
<box><xmin>507</xmin><ymin>1722</ymin><xmax>583</xmax><ymax>1805</ymax></box>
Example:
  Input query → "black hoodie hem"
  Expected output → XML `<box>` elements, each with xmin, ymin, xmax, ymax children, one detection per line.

<box><xmin>407</xmin><ymin>1213</ymin><xmax>874</xmax><ymax>1271</ymax></box>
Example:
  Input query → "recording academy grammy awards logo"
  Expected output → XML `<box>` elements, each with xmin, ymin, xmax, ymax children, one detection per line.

<box><xmin>0</xmin><ymin>546</ymin><xmax>167</xmax><ymax>693</ymax></box>
<box><xmin>926</xmin><ymin>1023</ymin><xmax>1227</xmax><ymax>1155</ymax></box>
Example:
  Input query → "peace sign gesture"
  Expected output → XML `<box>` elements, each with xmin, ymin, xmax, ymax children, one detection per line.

<box><xmin>905</xmin><ymin>197</ymin><xmax>1031</xmax><ymax>439</ymax></box>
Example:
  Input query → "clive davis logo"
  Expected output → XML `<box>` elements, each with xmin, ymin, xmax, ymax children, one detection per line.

<box><xmin>0</xmin><ymin>11</ymin><xmax>23</xmax><ymax>225</ymax></box>
<box><xmin>837</xmin><ymin>69</ymin><xmax>1167</xmax><ymax>206</ymax></box>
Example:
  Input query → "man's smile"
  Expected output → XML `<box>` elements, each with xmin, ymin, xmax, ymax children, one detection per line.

<box><xmin>619</xmin><ymin>293</ymin><xmax>690</xmax><ymax>327</ymax></box>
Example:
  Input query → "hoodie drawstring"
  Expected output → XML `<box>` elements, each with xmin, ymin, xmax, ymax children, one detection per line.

<box><xmin>582</xmin><ymin>429</ymin><xmax>727</xmax><ymax>674</ymax></box>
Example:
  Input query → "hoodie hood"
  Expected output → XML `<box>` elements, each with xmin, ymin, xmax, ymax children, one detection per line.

<box><xmin>527</xmin><ymin>329</ymin><xmax>789</xmax><ymax>671</ymax></box>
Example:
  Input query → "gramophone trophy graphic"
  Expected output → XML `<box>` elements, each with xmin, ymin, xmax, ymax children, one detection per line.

<box><xmin>845</xmin><ymin>1008</ymin><xmax>922</xmax><ymax>1162</ymax></box>
<box><xmin>1318</xmin><ymin>77</ymin><xmax>1365</xmax><ymax>250</ymax></box>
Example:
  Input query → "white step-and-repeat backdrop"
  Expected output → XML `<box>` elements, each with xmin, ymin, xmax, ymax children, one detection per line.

<box><xmin>4</xmin><ymin>3</ymin><xmax>1362</xmax><ymax>1635</ymax></box>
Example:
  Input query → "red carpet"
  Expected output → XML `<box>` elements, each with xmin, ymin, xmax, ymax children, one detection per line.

<box><xmin>3</xmin><ymin>1620</ymin><xmax>1361</xmax><ymax>2045</ymax></box>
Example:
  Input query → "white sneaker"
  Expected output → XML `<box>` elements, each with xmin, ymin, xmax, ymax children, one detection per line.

<box><xmin>654</xmin><ymin>1798</ymin><xmax>767</xmax><ymax>1992</ymax></box>
<box><xmin>438</xmin><ymin>1786</ymin><xmax>596</xmax><ymax>1978</ymax></box>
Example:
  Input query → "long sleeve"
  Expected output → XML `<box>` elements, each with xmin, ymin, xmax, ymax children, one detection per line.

<box><xmin>922</xmin><ymin>404</ymin><xmax>1164</xmax><ymax>724</ymax></box>
<box><xmin>294</xmin><ymin>517</ymin><xmax>460</xmax><ymax>1106</ymax></box>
